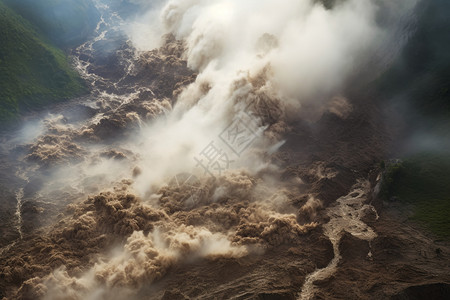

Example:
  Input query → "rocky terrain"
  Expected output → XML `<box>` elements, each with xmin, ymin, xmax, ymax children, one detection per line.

<box><xmin>1</xmin><ymin>1</ymin><xmax>449</xmax><ymax>299</ymax></box>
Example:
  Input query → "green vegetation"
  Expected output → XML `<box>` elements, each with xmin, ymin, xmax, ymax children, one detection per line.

<box><xmin>379</xmin><ymin>160</ymin><xmax>404</xmax><ymax>201</ymax></box>
<box><xmin>375</xmin><ymin>0</ymin><xmax>450</xmax><ymax>239</ymax></box>
<box><xmin>3</xmin><ymin>0</ymin><xmax>99</xmax><ymax>48</ymax></box>
<box><xmin>381</xmin><ymin>154</ymin><xmax>450</xmax><ymax>238</ymax></box>
<box><xmin>0</xmin><ymin>0</ymin><xmax>87</xmax><ymax>123</ymax></box>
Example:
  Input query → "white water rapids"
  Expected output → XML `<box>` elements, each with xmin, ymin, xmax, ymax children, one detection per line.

<box><xmin>14</xmin><ymin>188</ymin><xmax>24</xmax><ymax>240</ymax></box>
<box><xmin>299</xmin><ymin>180</ymin><xmax>378</xmax><ymax>300</ymax></box>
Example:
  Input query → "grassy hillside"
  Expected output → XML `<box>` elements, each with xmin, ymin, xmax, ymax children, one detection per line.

<box><xmin>3</xmin><ymin>0</ymin><xmax>99</xmax><ymax>48</ymax></box>
<box><xmin>381</xmin><ymin>154</ymin><xmax>450</xmax><ymax>238</ymax></box>
<box><xmin>377</xmin><ymin>0</ymin><xmax>450</xmax><ymax>239</ymax></box>
<box><xmin>0</xmin><ymin>1</ymin><xmax>86</xmax><ymax>123</ymax></box>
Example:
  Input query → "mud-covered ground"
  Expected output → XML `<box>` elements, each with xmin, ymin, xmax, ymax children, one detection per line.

<box><xmin>1</xmin><ymin>1</ymin><xmax>450</xmax><ymax>299</ymax></box>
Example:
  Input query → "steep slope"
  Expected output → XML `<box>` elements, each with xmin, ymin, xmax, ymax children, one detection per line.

<box><xmin>376</xmin><ymin>0</ymin><xmax>450</xmax><ymax>239</ymax></box>
<box><xmin>3</xmin><ymin>0</ymin><xmax>99</xmax><ymax>48</ymax></box>
<box><xmin>377</xmin><ymin>0</ymin><xmax>450</xmax><ymax>119</ymax></box>
<box><xmin>0</xmin><ymin>1</ymin><xmax>86</xmax><ymax>123</ymax></box>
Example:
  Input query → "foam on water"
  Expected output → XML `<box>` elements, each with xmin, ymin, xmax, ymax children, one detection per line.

<box><xmin>15</xmin><ymin>188</ymin><xmax>24</xmax><ymax>239</ymax></box>
<box><xmin>299</xmin><ymin>180</ymin><xmax>378</xmax><ymax>300</ymax></box>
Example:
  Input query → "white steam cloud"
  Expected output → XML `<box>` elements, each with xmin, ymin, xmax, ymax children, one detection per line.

<box><xmin>128</xmin><ymin>0</ymin><xmax>415</xmax><ymax>196</ymax></box>
<box><xmin>132</xmin><ymin>0</ymin><xmax>384</xmax><ymax>99</ymax></box>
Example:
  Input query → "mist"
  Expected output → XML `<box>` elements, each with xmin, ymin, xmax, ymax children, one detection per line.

<box><xmin>126</xmin><ymin>0</ymin><xmax>417</xmax><ymax>193</ymax></box>
<box><xmin>1</xmin><ymin>0</ymin><xmax>431</xmax><ymax>299</ymax></box>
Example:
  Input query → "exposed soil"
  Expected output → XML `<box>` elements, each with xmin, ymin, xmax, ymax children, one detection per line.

<box><xmin>1</xmin><ymin>4</ymin><xmax>449</xmax><ymax>299</ymax></box>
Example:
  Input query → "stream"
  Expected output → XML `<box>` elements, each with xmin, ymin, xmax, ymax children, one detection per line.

<box><xmin>299</xmin><ymin>180</ymin><xmax>379</xmax><ymax>300</ymax></box>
